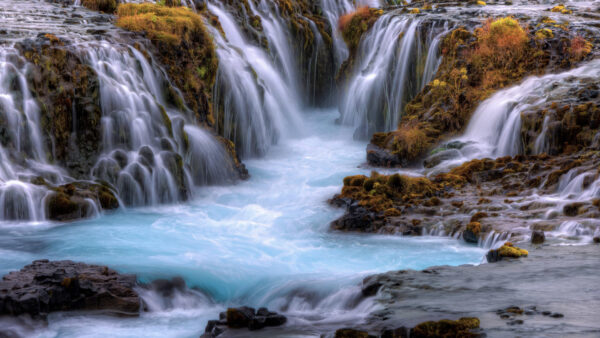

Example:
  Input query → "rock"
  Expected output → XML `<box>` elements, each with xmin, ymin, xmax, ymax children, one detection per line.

<box><xmin>410</xmin><ymin>317</ymin><xmax>481</xmax><ymax>337</ymax></box>
<box><xmin>226</xmin><ymin>306</ymin><xmax>255</xmax><ymax>328</ymax></box>
<box><xmin>334</xmin><ymin>328</ymin><xmax>375</xmax><ymax>338</ymax></box>
<box><xmin>593</xmin><ymin>237</ymin><xmax>600</xmax><ymax>244</ymax></box>
<box><xmin>366</xmin><ymin>143</ymin><xmax>403</xmax><ymax>167</ymax></box>
<box><xmin>563</xmin><ymin>202</ymin><xmax>585</xmax><ymax>216</ymax></box>
<box><xmin>0</xmin><ymin>260</ymin><xmax>139</xmax><ymax>319</ymax></box>
<box><xmin>423</xmin><ymin>148</ymin><xmax>462</xmax><ymax>168</ymax></box>
<box><xmin>487</xmin><ymin>242</ymin><xmax>528</xmax><ymax>263</ymax></box>
<box><xmin>380</xmin><ymin>327</ymin><xmax>409</xmax><ymax>338</ymax></box>
<box><xmin>463</xmin><ymin>222</ymin><xmax>481</xmax><ymax>244</ymax></box>
<box><xmin>361</xmin><ymin>276</ymin><xmax>383</xmax><ymax>297</ymax></box>
<box><xmin>203</xmin><ymin>306</ymin><xmax>286</xmax><ymax>336</ymax></box>
<box><xmin>531</xmin><ymin>231</ymin><xmax>545</xmax><ymax>244</ymax></box>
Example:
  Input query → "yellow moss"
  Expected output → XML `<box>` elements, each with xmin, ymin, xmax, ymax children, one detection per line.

<box><xmin>466</xmin><ymin>222</ymin><xmax>481</xmax><ymax>236</ymax></box>
<box><xmin>551</xmin><ymin>4</ymin><xmax>565</xmax><ymax>12</ymax></box>
<box><xmin>498</xmin><ymin>242</ymin><xmax>529</xmax><ymax>258</ymax></box>
<box><xmin>116</xmin><ymin>4</ymin><xmax>209</xmax><ymax>46</ymax></box>
<box><xmin>477</xmin><ymin>1</ymin><xmax>486</xmax><ymax>6</ymax></box>
<box><xmin>412</xmin><ymin>317</ymin><xmax>480</xmax><ymax>337</ymax></box>
<box><xmin>409</xmin><ymin>8</ymin><xmax>420</xmax><ymax>14</ymax></box>
<box><xmin>535</xmin><ymin>28</ymin><xmax>554</xmax><ymax>40</ymax></box>
<box><xmin>82</xmin><ymin>0</ymin><xmax>117</xmax><ymax>13</ymax></box>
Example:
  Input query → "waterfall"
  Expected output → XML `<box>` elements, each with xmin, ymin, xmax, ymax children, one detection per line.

<box><xmin>207</xmin><ymin>2</ymin><xmax>303</xmax><ymax>157</ymax></box>
<box><xmin>85</xmin><ymin>40</ymin><xmax>237</xmax><ymax>206</ymax></box>
<box><xmin>321</xmin><ymin>0</ymin><xmax>355</xmax><ymax>68</ymax></box>
<box><xmin>429</xmin><ymin>59</ymin><xmax>600</xmax><ymax>169</ymax></box>
<box><xmin>339</xmin><ymin>14</ymin><xmax>447</xmax><ymax>139</ymax></box>
<box><xmin>0</xmin><ymin>47</ymin><xmax>69</xmax><ymax>221</ymax></box>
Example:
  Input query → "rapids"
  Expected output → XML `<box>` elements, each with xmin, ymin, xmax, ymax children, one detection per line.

<box><xmin>1</xmin><ymin>0</ymin><xmax>599</xmax><ymax>337</ymax></box>
<box><xmin>0</xmin><ymin>110</ymin><xmax>485</xmax><ymax>336</ymax></box>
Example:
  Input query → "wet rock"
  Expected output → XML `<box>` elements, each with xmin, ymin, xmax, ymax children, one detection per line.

<box><xmin>563</xmin><ymin>202</ymin><xmax>585</xmax><ymax>216</ymax></box>
<box><xmin>0</xmin><ymin>260</ymin><xmax>139</xmax><ymax>319</ymax></box>
<box><xmin>593</xmin><ymin>237</ymin><xmax>600</xmax><ymax>244</ymax></box>
<box><xmin>463</xmin><ymin>222</ymin><xmax>481</xmax><ymax>244</ymax></box>
<box><xmin>226</xmin><ymin>306</ymin><xmax>256</xmax><ymax>328</ymax></box>
<box><xmin>366</xmin><ymin>143</ymin><xmax>403</xmax><ymax>167</ymax></box>
<box><xmin>380</xmin><ymin>327</ymin><xmax>409</xmax><ymax>338</ymax></box>
<box><xmin>531</xmin><ymin>231</ymin><xmax>545</xmax><ymax>244</ymax></box>
<box><xmin>487</xmin><ymin>242</ymin><xmax>528</xmax><ymax>263</ymax></box>
<box><xmin>45</xmin><ymin>182</ymin><xmax>119</xmax><ymax>221</ymax></box>
<box><xmin>411</xmin><ymin>317</ymin><xmax>481</xmax><ymax>337</ymax></box>
<box><xmin>423</xmin><ymin>148</ymin><xmax>461</xmax><ymax>168</ymax></box>
<box><xmin>334</xmin><ymin>328</ymin><xmax>375</xmax><ymax>338</ymax></box>
<box><xmin>202</xmin><ymin>306</ymin><xmax>286</xmax><ymax>336</ymax></box>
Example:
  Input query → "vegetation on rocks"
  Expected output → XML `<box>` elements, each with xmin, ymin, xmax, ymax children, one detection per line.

<box><xmin>82</xmin><ymin>0</ymin><xmax>118</xmax><ymax>14</ymax></box>
<box><xmin>487</xmin><ymin>242</ymin><xmax>528</xmax><ymax>262</ymax></box>
<box><xmin>16</xmin><ymin>34</ymin><xmax>102</xmax><ymax>178</ymax></box>
<box><xmin>412</xmin><ymin>317</ymin><xmax>481</xmax><ymax>337</ymax></box>
<box><xmin>116</xmin><ymin>3</ymin><xmax>218</xmax><ymax>125</ymax></box>
<box><xmin>369</xmin><ymin>17</ymin><xmax>551</xmax><ymax>166</ymax></box>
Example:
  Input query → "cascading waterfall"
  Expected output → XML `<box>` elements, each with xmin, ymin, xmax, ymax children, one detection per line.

<box><xmin>0</xmin><ymin>48</ymin><xmax>69</xmax><ymax>221</ymax></box>
<box><xmin>85</xmin><ymin>41</ymin><xmax>236</xmax><ymax>206</ymax></box>
<box><xmin>339</xmin><ymin>14</ymin><xmax>448</xmax><ymax>139</ymax></box>
<box><xmin>429</xmin><ymin>59</ymin><xmax>600</xmax><ymax>169</ymax></box>
<box><xmin>321</xmin><ymin>0</ymin><xmax>355</xmax><ymax>67</ymax></box>
<box><xmin>208</xmin><ymin>1</ymin><xmax>303</xmax><ymax>157</ymax></box>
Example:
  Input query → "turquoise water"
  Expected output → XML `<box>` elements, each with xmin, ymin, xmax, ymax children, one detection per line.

<box><xmin>0</xmin><ymin>110</ymin><xmax>485</xmax><ymax>337</ymax></box>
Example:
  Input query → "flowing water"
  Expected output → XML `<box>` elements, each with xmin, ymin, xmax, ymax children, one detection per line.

<box><xmin>0</xmin><ymin>110</ymin><xmax>486</xmax><ymax>336</ymax></box>
<box><xmin>2</xmin><ymin>0</ymin><xmax>598</xmax><ymax>336</ymax></box>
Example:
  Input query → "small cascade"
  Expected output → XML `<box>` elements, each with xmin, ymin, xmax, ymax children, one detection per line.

<box><xmin>479</xmin><ymin>231</ymin><xmax>510</xmax><ymax>250</ymax></box>
<box><xmin>85</xmin><ymin>41</ymin><xmax>236</xmax><ymax>206</ymax></box>
<box><xmin>436</xmin><ymin>59</ymin><xmax>600</xmax><ymax>166</ymax></box>
<box><xmin>321</xmin><ymin>0</ymin><xmax>355</xmax><ymax>68</ymax></box>
<box><xmin>85</xmin><ymin>42</ymin><xmax>191</xmax><ymax>206</ymax></box>
<box><xmin>339</xmin><ymin>15</ymin><xmax>448</xmax><ymax>139</ymax></box>
<box><xmin>207</xmin><ymin>2</ymin><xmax>303</xmax><ymax>157</ymax></box>
<box><xmin>533</xmin><ymin>115</ymin><xmax>551</xmax><ymax>154</ymax></box>
<box><xmin>421</xmin><ymin>23</ymin><xmax>449</xmax><ymax>89</ymax></box>
<box><xmin>0</xmin><ymin>47</ymin><xmax>68</xmax><ymax>221</ymax></box>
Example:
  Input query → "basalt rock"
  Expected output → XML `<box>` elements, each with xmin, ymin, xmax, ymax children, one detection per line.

<box><xmin>202</xmin><ymin>306</ymin><xmax>286</xmax><ymax>337</ymax></box>
<box><xmin>531</xmin><ymin>230</ymin><xmax>545</xmax><ymax>244</ymax></box>
<box><xmin>0</xmin><ymin>260</ymin><xmax>139</xmax><ymax>319</ymax></box>
<box><xmin>15</xmin><ymin>34</ymin><xmax>102</xmax><ymax>178</ymax></box>
<box><xmin>42</xmin><ymin>181</ymin><xmax>119</xmax><ymax>221</ymax></box>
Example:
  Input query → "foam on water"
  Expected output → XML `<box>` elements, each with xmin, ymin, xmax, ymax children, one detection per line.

<box><xmin>0</xmin><ymin>110</ymin><xmax>485</xmax><ymax>336</ymax></box>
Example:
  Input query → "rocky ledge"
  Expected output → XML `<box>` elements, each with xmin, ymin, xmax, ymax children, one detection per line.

<box><xmin>0</xmin><ymin>260</ymin><xmax>139</xmax><ymax>319</ymax></box>
<box><xmin>331</xmin><ymin>244</ymin><xmax>600</xmax><ymax>337</ymax></box>
<box><xmin>202</xmin><ymin>306</ymin><xmax>287</xmax><ymax>337</ymax></box>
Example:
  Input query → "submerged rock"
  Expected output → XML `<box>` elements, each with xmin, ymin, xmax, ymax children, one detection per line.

<box><xmin>202</xmin><ymin>306</ymin><xmax>286</xmax><ymax>337</ymax></box>
<box><xmin>411</xmin><ymin>317</ymin><xmax>481</xmax><ymax>337</ymax></box>
<box><xmin>0</xmin><ymin>260</ymin><xmax>139</xmax><ymax>319</ymax></box>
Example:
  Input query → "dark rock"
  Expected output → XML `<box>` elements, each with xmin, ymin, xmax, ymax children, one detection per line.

<box><xmin>204</xmin><ymin>306</ymin><xmax>286</xmax><ymax>335</ymax></box>
<box><xmin>0</xmin><ymin>260</ymin><xmax>139</xmax><ymax>319</ymax></box>
<box><xmin>593</xmin><ymin>237</ymin><xmax>600</xmax><ymax>244</ymax></box>
<box><xmin>366</xmin><ymin>143</ymin><xmax>403</xmax><ymax>167</ymax></box>
<box><xmin>334</xmin><ymin>328</ymin><xmax>374</xmax><ymax>338</ymax></box>
<box><xmin>380</xmin><ymin>327</ymin><xmax>409</xmax><ymax>338</ymax></box>
<box><xmin>531</xmin><ymin>230</ymin><xmax>545</xmax><ymax>244</ymax></box>
<box><xmin>423</xmin><ymin>149</ymin><xmax>461</xmax><ymax>168</ymax></box>
<box><xmin>226</xmin><ymin>306</ymin><xmax>255</xmax><ymax>328</ymax></box>
<box><xmin>550</xmin><ymin>313</ymin><xmax>564</xmax><ymax>318</ymax></box>
<box><xmin>361</xmin><ymin>276</ymin><xmax>383</xmax><ymax>297</ymax></box>
<box><xmin>563</xmin><ymin>202</ymin><xmax>585</xmax><ymax>216</ymax></box>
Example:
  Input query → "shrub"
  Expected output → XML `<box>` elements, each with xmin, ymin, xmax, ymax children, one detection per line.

<box><xmin>569</xmin><ymin>36</ymin><xmax>592</xmax><ymax>61</ymax></box>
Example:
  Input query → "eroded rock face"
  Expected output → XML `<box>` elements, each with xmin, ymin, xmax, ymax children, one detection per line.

<box><xmin>16</xmin><ymin>33</ymin><xmax>103</xmax><ymax>179</ymax></box>
<box><xmin>0</xmin><ymin>260</ymin><xmax>139</xmax><ymax>319</ymax></box>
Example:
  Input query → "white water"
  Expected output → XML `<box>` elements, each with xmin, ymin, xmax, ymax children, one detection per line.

<box><xmin>0</xmin><ymin>110</ymin><xmax>485</xmax><ymax>336</ymax></box>
<box><xmin>340</xmin><ymin>14</ymin><xmax>448</xmax><ymax>138</ymax></box>
<box><xmin>208</xmin><ymin>1</ymin><xmax>303</xmax><ymax>157</ymax></box>
<box><xmin>429</xmin><ymin>59</ymin><xmax>600</xmax><ymax>170</ymax></box>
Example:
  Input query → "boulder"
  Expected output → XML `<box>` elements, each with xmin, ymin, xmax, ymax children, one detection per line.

<box><xmin>0</xmin><ymin>260</ymin><xmax>139</xmax><ymax>319</ymax></box>
<box><xmin>202</xmin><ymin>306</ymin><xmax>287</xmax><ymax>337</ymax></box>
<box><xmin>531</xmin><ymin>231</ymin><xmax>545</xmax><ymax>244</ymax></box>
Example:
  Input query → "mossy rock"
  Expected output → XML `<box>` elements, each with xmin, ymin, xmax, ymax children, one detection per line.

<box><xmin>411</xmin><ymin>317</ymin><xmax>481</xmax><ymax>337</ymax></box>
